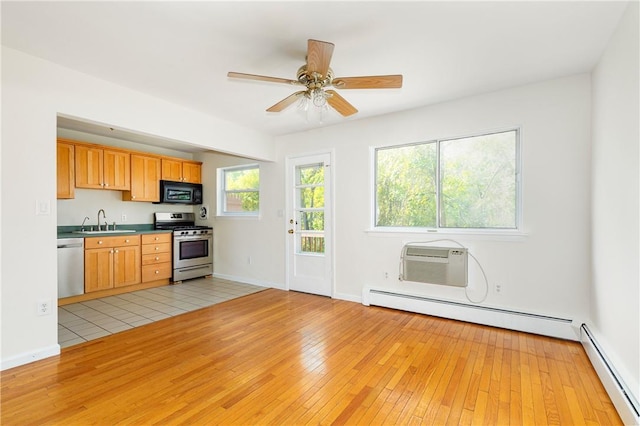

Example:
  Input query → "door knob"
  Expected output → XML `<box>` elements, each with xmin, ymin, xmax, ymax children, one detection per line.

<box><xmin>288</xmin><ymin>229</ymin><xmax>294</xmax><ymax>234</ymax></box>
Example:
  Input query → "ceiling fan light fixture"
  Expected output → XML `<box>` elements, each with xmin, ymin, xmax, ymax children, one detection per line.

<box><xmin>297</xmin><ymin>89</ymin><xmax>330</xmax><ymax>123</ymax></box>
<box><xmin>312</xmin><ymin>88</ymin><xmax>328</xmax><ymax>107</ymax></box>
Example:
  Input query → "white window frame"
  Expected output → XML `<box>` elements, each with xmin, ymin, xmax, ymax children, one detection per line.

<box><xmin>217</xmin><ymin>164</ymin><xmax>260</xmax><ymax>217</ymax></box>
<box><xmin>371</xmin><ymin>128</ymin><xmax>522</xmax><ymax>234</ymax></box>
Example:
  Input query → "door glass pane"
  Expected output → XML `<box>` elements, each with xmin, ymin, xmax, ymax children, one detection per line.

<box><xmin>297</xmin><ymin>164</ymin><xmax>324</xmax><ymax>185</ymax></box>
<box><xmin>298</xmin><ymin>187</ymin><xmax>325</xmax><ymax>208</ymax></box>
<box><xmin>299</xmin><ymin>234</ymin><xmax>325</xmax><ymax>254</ymax></box>
<box><xmin>296</xmin><ymin>163</ymin><xmax>325</xmax><ymax>255</ymax></box>
<box><xmin>299</xmin><ymin>212</ymin><xmax>324</xmax><ymax>231</ymax></box>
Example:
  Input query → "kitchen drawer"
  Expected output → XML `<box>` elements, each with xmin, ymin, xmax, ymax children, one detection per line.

<box><xmin>141</xmin><ymin>242</ymin><xmax>171</xmax><ymax>255</ymax></box>
<box><xmin>142</xmin><ymin>252</ymin><xmax>172</xmax><ymax>265</ymax></box>
<box><xmin>141</xmin><ymin>233</ymin><xmax>171</xmax><ymax>244</ymax></box>
<box><xmin>142</xmin><ymin>263</ymin><xmax>172</xmax><ymax>282</ymax></box>
<box><xmin>85</xmin><ymin>235</ymin><xmax>141</xmax><ymax>249</ymax></box>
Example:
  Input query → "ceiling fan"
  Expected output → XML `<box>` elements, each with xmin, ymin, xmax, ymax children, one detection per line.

<box><xmin>227</xmin><ymin>39</ymin><xmax>403</xmax><ymax>117</ymax></box>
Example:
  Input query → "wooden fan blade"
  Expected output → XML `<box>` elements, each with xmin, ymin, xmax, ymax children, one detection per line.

<box><xmin>325</xmin><ymin>90</ymin><xmax>358</xmax><ymax>117</ymax></box>
<box><xmin>266</xmin><ymin>91</ymin><xmax>306</xmax><ymax>112</ymax></box>
<box><xmin>306</xmin><ymin>39</ymin><xmax>334</xmax><ymax>77</ymax></box>
<box><xmin>332</xmin><ymin>75</ymin><xmax>403</xmax><ymax>89</ymax></box>
<box><xmin>227</xmin><ymin>72</ymin><xmax>300</xmax><ymax>86</ymax></box>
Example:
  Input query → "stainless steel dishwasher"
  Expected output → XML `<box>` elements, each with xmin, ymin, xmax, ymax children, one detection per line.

<box><xmin>57</xmin><ymin>238</ymin><xmax>85</xmax><ymax>298</ymax></box>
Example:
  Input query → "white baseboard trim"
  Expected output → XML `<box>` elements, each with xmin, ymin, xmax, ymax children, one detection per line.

<box><xmin>581</xmin><ymin>324</ymin><xmax>640</xmax><ymax>425</ymax></box>
<box><xmin>334</xmin><ymin>292</ymin><xmax>361</xmax><ymax>303</ymax></box>
<box><xmin>212</xmin><ymin>272</ymin><xmax>283</xmax><ymax>290</ymax></box>
<box><xmin>362</xmin><ymin>286</ymin><xmax>579</xmax><ymax>341</ymax></box>
<box><xmin>1</xmin><ymin>344</ymin><xmax>61</xmax><ymax>371</ymax></box>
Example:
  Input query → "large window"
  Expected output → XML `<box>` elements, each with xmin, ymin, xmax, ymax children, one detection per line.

<box><xmin>375</xmin><ymin>129</ymin><xmax>519</xmax><ymax>230</ymax></box>
<box><xmin>217</xmin><ymin>164</ymin><xmax>260</xmax><ymax>216</ymax></box>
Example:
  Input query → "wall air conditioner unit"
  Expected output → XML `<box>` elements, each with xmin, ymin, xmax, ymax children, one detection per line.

<box><xmin>401</xmin><ymin>245</ymin><xmax>468</xmax><ymax>287</ymax></box>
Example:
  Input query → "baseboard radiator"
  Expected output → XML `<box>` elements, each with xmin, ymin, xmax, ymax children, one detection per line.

<box><xmin>581</xmin><ymin>324</ymin><xmax>640</xmax><ymax>425</ymax></box>
<box><xmin>362</xmin><ymin>287</ymin><xmax>578</xmax><ymax>341</ymax></box>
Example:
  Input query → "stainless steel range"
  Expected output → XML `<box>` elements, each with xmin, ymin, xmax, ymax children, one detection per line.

<box><xmin>154</xmin><ymin>212</ymin><xmax>213</xmax><ymax>282</ymax></box>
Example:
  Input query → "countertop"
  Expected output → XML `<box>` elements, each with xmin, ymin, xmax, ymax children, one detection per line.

<box><xmin>57</xmin><ymin>224</ymin><xmax>171</xmax><ymax>239</ymax></box>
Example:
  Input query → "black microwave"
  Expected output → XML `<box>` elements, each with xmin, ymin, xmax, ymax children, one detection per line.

<box><xmin>158</xmin><ymin>180</ymin><xmax>203</xmax><ymax>205</ymax></box>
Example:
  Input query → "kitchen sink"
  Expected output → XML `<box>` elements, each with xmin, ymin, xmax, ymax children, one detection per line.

<box><xmin>72</xmin><ymin>230</ymin><xmax>136</xmax><ymax>235</ymax></box>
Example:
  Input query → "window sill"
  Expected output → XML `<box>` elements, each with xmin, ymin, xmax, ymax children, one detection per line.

<box><xmin>365</xmin><ymin>227</ymin><xmax>528</xmax><ymax>241</ymax></box>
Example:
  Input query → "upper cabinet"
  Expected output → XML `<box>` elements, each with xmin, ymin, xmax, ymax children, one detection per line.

<box><xmin>57</xmin><ymin>138</ymin><xmax>201</xmax><ymax>202</ymax></box>
<box><xmin>57</xmin><ymin>142</ymin><xmax>75</xmax><ymax>199</ymax></box>
<box><xmin>123</xmin><ymin>154</ymin><xmax>161</xmax><ymax>202</ymax></box>
<box><xmin>75</xmin><ymin>144</ymin><xmax>130</xmax><ymax>190</ymax></box>
<box><xmin>161</xmin><ymin>158</ymin><xmax>202</xmax><ymax>184</ymax></box>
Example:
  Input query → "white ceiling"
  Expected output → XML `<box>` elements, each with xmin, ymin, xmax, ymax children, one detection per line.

<box><xmin>1</xmin><ymin>1</ymin><xmax>629</xmax><ymax>143</ymax></box>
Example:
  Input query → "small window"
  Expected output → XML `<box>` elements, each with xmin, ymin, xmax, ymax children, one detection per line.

<box><xmin>217</xmin><ymin>164</ymin><xmax>260</xmax><ymax>216</ymax></box>
<box><xmin>375</xmin><ymin>129</ymin><xmax>520</xmax><ymax>230</ymax></box>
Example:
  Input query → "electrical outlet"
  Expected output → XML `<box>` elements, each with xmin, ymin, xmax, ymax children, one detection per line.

<box><xmin>121</xmin><ymin>214</ymin><xmax>127</xmax><ymax>222</ymax></box>
<box><xmin>495</xmin><ymin>284</ymin><xmax>502</xmax><ymax>294</ymax></box>
<box><xmin>384</xmin><ymin>271</ymin><xmax>389</xmax><ymax>279</ymax></box>
<box><xmin>37</xmin><ymin>299</ymin><xmax>52</xmax><ymax>316</ymax></box>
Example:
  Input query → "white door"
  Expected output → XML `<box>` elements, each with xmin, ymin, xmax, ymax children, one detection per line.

<box><xmin>286</xmin><ymin>153</ymin><xmax>332</xmax><ymax>297</ymax></box>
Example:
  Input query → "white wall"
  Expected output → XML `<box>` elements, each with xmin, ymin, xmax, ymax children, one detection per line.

<box><xmin>298</xmin><ymin>75</ymin><xmax>592</xmax><ymax>314</ymax></box>
<box><xmin>195</xmin><ymin>152</ymin><xmax>284</xmax><ymax>289</ymax></box>
<box><xmin>0</xmin><ymin>47</ymin><xmax>274</xmax><ymax>368</ymax></box>
<box><xmin>210</xmin><ymin>74</ymin><xmax>593</xmax><ymax>328</ymax></box>
<box><xmin>591</xmin><ymin>1</ymin><xmax>639</xmax><ymax>402</ymax></box>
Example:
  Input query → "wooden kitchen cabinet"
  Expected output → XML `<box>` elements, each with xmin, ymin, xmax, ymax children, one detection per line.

<box><xmin>57</xmin><ymin>141</ymin><xmax>75</xmax><ymax>199</ymax></box>
<box><xmin>161</xmin><ymin>158</ymin><xmax>202</xmax><ymax>183</ymax></box>
<box><xmin>141</xmin><ymin>233</ymin><xmax>172</xmax><ymax>282</ymax></box>
<box><xmin>85</xmin><ymin>235</ymin><xmax>141</xmax><ymax>293</ymax></box>
<box><xmin>123</xmin><ymin>154</ymin><xmax>161</xmax><ymax>202</ymax></box>
<box><xmin>75</xmin><ymin>144</ymin><xmax>130</xmax><ymax>190</ymax></box>
<box><xmin>103</xmin><ymin>149</ymin><xmax>131</xmax><ymax>190</ymax></box>
<box><xmin>84</xmin><ymin>247</ymin><xmax>113</xmax><ymax>292</ymax></box>
<box><xmin>182</xmin><ymin>162</ymin><xmax>202</xmax><ymax>183</ymax></box>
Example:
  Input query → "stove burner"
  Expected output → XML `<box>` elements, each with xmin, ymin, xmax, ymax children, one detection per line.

<box><xmin>154</xmin><ymin>212</ymin><xmax>211</xmax><ymax>232</ymax></box>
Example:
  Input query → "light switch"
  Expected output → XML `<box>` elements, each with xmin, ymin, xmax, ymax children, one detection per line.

<box><xmin>35</xmin><ymin>199</ymin><xmax>51</xmax><ymax>216</ymax></box>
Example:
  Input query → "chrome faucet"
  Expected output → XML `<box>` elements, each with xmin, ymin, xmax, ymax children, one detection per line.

<box><xmin>97</xmin><ymin>209</ymin><xmax>107</xmax><ymax>231</ymax></box>
<box><xmin>81</xmin><ymin>216</ymin><xmax>91</xmax><ymax>231</ymax></box>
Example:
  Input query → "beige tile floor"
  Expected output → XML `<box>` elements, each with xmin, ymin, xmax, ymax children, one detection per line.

<box><xmin>58</xmin><ymin>277</ymin><xmax>264</xmax><ymax>348</ymax></box>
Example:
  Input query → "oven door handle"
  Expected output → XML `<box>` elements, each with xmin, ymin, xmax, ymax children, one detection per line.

<box><xmin>174</xmin><ymin>235</ymin><xmax>213</xmax><ymax>241</ymax></box>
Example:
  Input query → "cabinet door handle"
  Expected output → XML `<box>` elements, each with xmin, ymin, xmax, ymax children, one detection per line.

<box><xmin>98</xmin><ymin>240</ymin><xmax>103</xmax><ymax>244</ymax></box>
<box><xmin>125</xmin><ymin>239</ymin><xmax>130</xmax><ymax>243</ymax></box>
<box><xmin>132</xmin><ymin>195</ymin><xmax>136</xmax><ymax>199</ymax></box>
<box><xmin>155</xmin><ymin>270</ymin><xmax>159</xmax><ymax>274</ymax></box>
<box><xmin>155</xmin><ymin>237</ymin><xmax>159</xmax><ymax>241</ymax></box>
<box><xmin>114</xmin><ymin>249</ymin><xmax>119</xmax><ymax>253</ymax></box>
<box><xmin>155</xmin><ymin>257</ymin><xmax>160</xmax><ymax>260</ymax></box>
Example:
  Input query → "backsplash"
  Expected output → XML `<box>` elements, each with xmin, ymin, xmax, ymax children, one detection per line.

<box><xmin>57</xmin><ymin>188</ymin><xmax>194</xmax><ymax>226</ymax></box>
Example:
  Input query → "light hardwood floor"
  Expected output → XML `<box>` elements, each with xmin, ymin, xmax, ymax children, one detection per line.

<box><xmin>1</xmin><ymin>288</ymin><xmax>621</xmax><ymax>425</ymax></box>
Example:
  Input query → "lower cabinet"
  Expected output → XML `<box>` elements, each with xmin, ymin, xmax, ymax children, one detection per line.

<box><xmin>85</xmin><ymin>235</ymin><xmax>141</xmax><ymax>293</ymax></box>
<box><xmin>141</xmin><ymin>233</ymin><xmax>172</xmax><ymax>282</ymax></box>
